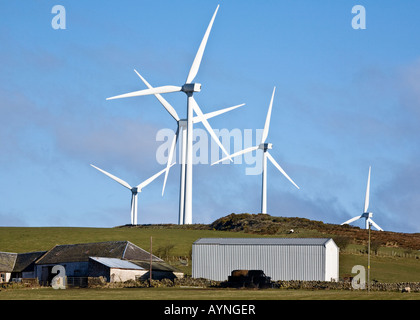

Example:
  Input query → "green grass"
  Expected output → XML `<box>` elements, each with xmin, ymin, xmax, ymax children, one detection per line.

<box><xmin>0</xmin><ymin>287</ymin><xmax>418</xmax><ymax>300</ymax></box>
<box><xmin>340</xmin><ymin>252</ymin><xmax>420</xmax><ymax>283</ymax></box>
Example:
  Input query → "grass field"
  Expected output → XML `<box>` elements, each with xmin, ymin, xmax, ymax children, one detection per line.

<box><xmin>0</xmin><ymin>287</ymin><xmax>418</xmax><ymax>300</ymax></box>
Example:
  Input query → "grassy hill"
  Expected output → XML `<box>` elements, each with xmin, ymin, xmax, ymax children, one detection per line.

<box><xmin>1</xmin><ymin>213</ymin><xmax>419</xmax><ymax>282</ymax></box>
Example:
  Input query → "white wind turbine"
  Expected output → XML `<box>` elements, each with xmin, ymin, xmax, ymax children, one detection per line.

<box><xmin>133</xmin><ymin>69</ymin><xmax>244</xmax><ymax>225</ymax></box>
<box><xmin>91</xmin><ymin>163</ymin><xmax>174</xmax><ymax>225</ymax></box>
<box><xmin>212</xmin><ymin>87</ymin><xmax>300</xmax><ymax>214</ymax></box>
<box><xmin>106</xmin><ymin>5</ymin><xmax>236</xmax><ymax>224</ymax></box>
<box><xmin>341</xmin><ymin>166</ymin><xmax>383</xmax><ymax>231</ymax></box>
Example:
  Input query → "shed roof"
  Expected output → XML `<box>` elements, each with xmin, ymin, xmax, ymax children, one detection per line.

<box><xmin>193</xmin><ymin>238</ymin><xmax>334</xmax><ymax>246</ymax></box>
<box><xmin>89</xmin><ymin>257</ymin><xmax>144</xmax><ymax>270</ymax></box>
<box><xmin>36</xmin><ymin>241</ymin><xmax>162</xmax><ymax>264</ymax></box>
<box><xmin>13</xmin><ymin>251</ymin><xmax>46</xmax><ymax>272</ymax></box>
<box><xmin>130</xmin><ymin>260</ymin><xmax>181</xmax><ymax>273</ymax></box>
<box><xmin>0</xmin><ymin>252</ymin><xmax>17</xmax><ymax>272</ymax></box>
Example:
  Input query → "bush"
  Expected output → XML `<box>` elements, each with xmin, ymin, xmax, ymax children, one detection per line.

<box><xmin>333</xmin><ymin>235</ymin><xmax>352</xmax><ymax>250</ymax></box>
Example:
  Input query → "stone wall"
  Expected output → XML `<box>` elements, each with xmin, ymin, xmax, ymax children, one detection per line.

<box><xmin>87</xmin><ymin>275</ymin><xmax>420</xmax><ymax>292</ymax></box>
<box><xmin>271</xmin><ymin>280</ymin><xmax>420</xmax><ymax>292</ymax></box>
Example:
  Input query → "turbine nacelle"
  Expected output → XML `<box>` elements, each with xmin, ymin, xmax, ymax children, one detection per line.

<box><xmin>259</xmin><ymin>143</ymin><xmax>273</xmax><ymax>151</ymax></box>
<box><xmin>362</xmin><ymin>212</ymin><xmax>373</xmax><ymax>218</ymax></box>
<box><xmin>182</xmin><ymin>83</ymin><xmax>201</xmax><ymax>93</ymax></box>
<box><xmin>131</xmin><ymin>187</ymin><xmax>139</xmax><ymax>195</ymax></box>
<box><xmin>179</xmin><ymin>119</ymin><xmax>188</xmax><ymax>127</ymax></box>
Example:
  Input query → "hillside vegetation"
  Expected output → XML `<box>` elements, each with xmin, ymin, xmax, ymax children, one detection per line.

<box><xmin>207</xmin><ymin>213</ymin><xmax>420</xmax><ymax>250</ymax></box>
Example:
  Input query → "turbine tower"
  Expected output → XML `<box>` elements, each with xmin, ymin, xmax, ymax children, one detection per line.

<box><xmin>212</xmin><ymin>87</ymin><xmax>300</xmax><ymax>214</ymax></box>
<box><xmin>91</xmin><ymin>164</ymin><xmax>174</xmax><ymax>225</ymax></box>
<box><xmin>134</xmin><ymin>69</ymin><xmax>244</xmax><ymax>225</ymax></box>
<box><xmin>341</xmin><ymin>166</ymin><xmax>383</xmax><ymax>231</ymax></box>
<box><xmin>106</xmin><ymin>5</ymin><xmax>238</xmax><ymax>225</ymax></box>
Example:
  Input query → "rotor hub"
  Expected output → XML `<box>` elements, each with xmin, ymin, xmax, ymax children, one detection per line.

<box><xmin>182</xmin><ymin>83</ymin><xmax>201</xmax><ymax>93</ymax></box>
<box><xmin>179</xmin><ymin>119</ymin><xmax>188</xmax><ymax>127</ymax></box>
<box><xmin>259</xmin><ymin>143</ymin><xmax>273</xmax><ymax>151</ymax></box>
<box><xmin>362</xmin><ymin>212</ymin><xmax>372</xmax><ymax>218</ymax></box>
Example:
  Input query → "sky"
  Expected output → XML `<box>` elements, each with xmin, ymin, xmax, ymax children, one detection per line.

<box><xmin>0</xmin><ymin>0</ymin><xmax>419</xmax><ymax>233</ymax></box>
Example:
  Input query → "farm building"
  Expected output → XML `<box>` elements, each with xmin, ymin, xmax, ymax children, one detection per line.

<box><xmin>1</xmin><ymin>241</ymin><xmax>183</xmax><ymax>286</ymax></box>
<box><xmin>0</xmin><ymin>252</ymin><xmax>17</xmax><ymax>283</ymax></box>
<box><xmin>192</xmin><ymin>238</ymin><xmax>339</xmax><ymax>282</ymax></box>
<box><xmin>0</xmin><ymin>251</ymin><xmax>46</xmax><ymax>283</ymax></box>
<box><xmin>35</xmin><ymin>240</ymin><xmax>183</xmax><ymax>285</ymax></box>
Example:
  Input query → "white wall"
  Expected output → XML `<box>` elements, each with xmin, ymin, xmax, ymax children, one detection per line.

<box><xmin>110</xmin><ymin>269</ymin><xmax>147</xmax><ymax>282</ymax></box>
<box><xmin>324</xmin><ymin>240</ymin><xmax>339</xmax><ymax>281</ymax></box>
<box><xmin>0</xmin><ymin>272</ymin><xmax>12</xmax><ymax>282</ymax></box>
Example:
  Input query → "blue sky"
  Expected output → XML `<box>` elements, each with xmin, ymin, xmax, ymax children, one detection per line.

<box><xmin>1</xmin><ymin>1</ymin><xmax>420</xmax><ymax>233</ymax></box>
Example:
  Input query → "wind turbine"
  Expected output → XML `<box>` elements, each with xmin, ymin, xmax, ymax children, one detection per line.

<box><xmin>212</xmin><ymin>87</ymin><xmax>300</xmax><ymax>214</ymax></box>
<box><xmin>91</xmin><ymin>163</ymin><xmax>174</xmax><ymax>225</ymax></box>
<box><xmin>106</xmin><ymin>5</ymin><xmax>236</xmax><ymax>224</ymax></box>
<box><xmin>341</xmin><ymin>166</ymin><xmax>383</xmax><ymax>231</ymax></box>
<box><xmin>133</xmin><ymin>69</ymin><xmax>244</xmax><ymax>225</ymax></box>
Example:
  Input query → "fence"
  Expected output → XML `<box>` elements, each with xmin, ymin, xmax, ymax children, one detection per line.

<box><xmin>343</xmin><ymin>248</ymin><xmax>420</xmax><ymax>259</ymax></box>
<box><xmin>66</xmin><ymin>277</ymin><xmax>88</xmax><ymax>288</ymax></box>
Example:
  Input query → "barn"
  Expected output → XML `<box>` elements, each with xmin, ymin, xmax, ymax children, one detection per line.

<box><xmin>0</xmin><ymin>251</ymin><xmax>46</xmax><ymax>283</ymax></box>
<box><xmin>0</xmin><ymin>252</ymin><xmax>17</xmax><ymax>283</ymax></box>
<box><xmin>192</xmin><ymin>238</ymin><xmax>339</xmax><ymax>282</ymax></box>
<box><xmin>1</xmin><ymin>241</ymin><xmax>183</xmax><ymax>286</ymax></box>
<box><xmin>34</xmin><ymin>241</ymin><xmax>183</xmax><ymax>285</ymax></box>
<box><xmin>34</xmin><ymin>240</ymin><xmax>183</xmax><ymax>285</ymax></box>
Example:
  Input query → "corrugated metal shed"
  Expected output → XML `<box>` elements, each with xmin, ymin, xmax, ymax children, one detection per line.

<box><xmin>192</xmin><ymin>238</ymin><xmax>339</xmax><ymax>282</ymax></box>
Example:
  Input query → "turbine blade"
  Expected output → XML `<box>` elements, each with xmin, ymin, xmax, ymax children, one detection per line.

<box><xmin>162</xmin><ymin>126</ymin><xmax>180</xmax><ymax>196</ymax></box>
<box><xmin>261</xmin><ymin>87</ymin><xmax>276</xmax><ymax>144</ymax></box>
<box><xmin>211</xmin><ymin>145</ymin><xmax>259</xmax><ymax>165</ymax></box>
<box><xmin>193</xmin><ymin>103</ymin><xmax>245</xmax><ymax>123</ymax></box>
<box><xmin>341</xmin><ymin>216</ymin><xmax>362</xmax><ymax>225</ymax></box>
<box><xmin>369</xmin><ymin>218</ymin><xmax>383</xmax><ymax>231</ymax></box>
<box><xmin>190</xmin><ymin>96</ymin><xmax>232</xmax><ymax>161</ymax></box>
<box><xmin>134</xmin><ymin>69</ymin><xmax>180</xmax><ymax>121</ymax></box>
<box><xmin>266</xmin><ymin>152</ymin><xmax>300</xmax><ymax>189</ymax></box>
<box><xmin>137</xmin><ymin>163</ymin><xmax>176</xmax><ymax>190</ymax></box>
<box><xmin>90</xmin><ymin>164</ymin><xmax>132</xmax><ymax>190</ymax></box>
<box><xmin>364</xmin><ymin>166</ymin><xmax>371</xmax><ymax>213</ymax></box>
<box><xmin>106</xmin><ymin>85</ymin><xmax>182</xmax><ymax>101</ymax></box>
<box><xmin>186</xmin><ymin>5</ymin><xmax>219</xmax><ymax>84</ymax></box>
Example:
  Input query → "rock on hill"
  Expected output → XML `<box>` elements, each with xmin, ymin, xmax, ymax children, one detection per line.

<box><xmin>208</xmin><ymin>213</ymin><xmax>420</xmax><ymax>250</ymax></box>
